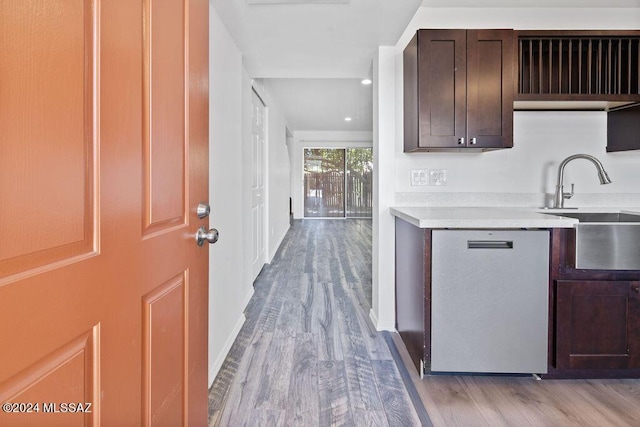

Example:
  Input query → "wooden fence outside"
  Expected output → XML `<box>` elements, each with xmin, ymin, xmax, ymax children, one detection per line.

<box><xmin>304</xmin><ymin>170</ymin><xmax>372</xmax><ymax>217</ymax></box>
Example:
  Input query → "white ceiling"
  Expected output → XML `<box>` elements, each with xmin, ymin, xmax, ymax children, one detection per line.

<box><xmin>211</xmin><ymin>0</ymin><xmax>422</xmax><ymax>132</ymax></box>
<box><xmin>266</xmin><ymin>78</ymin><xmax>373</xmax><ymax>131</ymax></box>
<box><xmin>212</xmin><ymin>0</ymin><xmax>423</xmax><ymax>78</ymax></box>
<box><xmin>212</xmin><ymin>0</ymin><xmax>640</xmax><ymax>132</ymax></box>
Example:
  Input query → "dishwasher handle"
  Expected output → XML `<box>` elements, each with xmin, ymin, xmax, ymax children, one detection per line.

<box><xmin>467</xmin><ymin>240</ymin><xmax>514</xmax><ymax>249</ymax></box>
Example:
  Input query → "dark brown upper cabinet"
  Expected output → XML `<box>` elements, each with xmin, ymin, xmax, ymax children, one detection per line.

<box><xmin>514</xmin><ymin>30</ymin><xmax>640</xmax><ymax>110</ymax></box>
<box><xmin>404</xmin><ymin>29</ymin><xmax>514</xmax><ymax>152</ymax></box>
<box><xmin>607</xmin><ymin>103</ymin><xmax>640</xmax><ymax>152</ymax></box>
<box><xmin>515</xmin><ymin>31</ymin><xmax>640</xmax><ymax>153</ymax></box>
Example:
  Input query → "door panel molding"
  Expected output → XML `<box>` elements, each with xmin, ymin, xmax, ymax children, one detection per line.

<box><xmin>0</xmin><ymin>0</ymin><xmax>100</xmax><ymax>286</ymax></box>
<box><xmin>142</xmin><ymin>272</ymin><xmax>188</xmax><ymax>426</ymax></box>
<box><xmin>142</xmin><ymin>0</ymin><xmax>189</xmax><ymax>238</ymax></box>
<box><xmin>0</xmin><ymin>325</ymin><xmax>100</xmax><ymax>426</ymax></box>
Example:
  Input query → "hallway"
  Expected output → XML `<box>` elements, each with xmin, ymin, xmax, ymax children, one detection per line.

<box><xmin>208</xmin><ymin>219</ymin><xmax>422</xmax><ymax>426</ymax></box>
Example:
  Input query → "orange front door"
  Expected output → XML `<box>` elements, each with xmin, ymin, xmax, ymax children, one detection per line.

<box><xmin>0</xmin><ymin>0</ymin><xmax>210</xmax><ymax>425</ymax></box>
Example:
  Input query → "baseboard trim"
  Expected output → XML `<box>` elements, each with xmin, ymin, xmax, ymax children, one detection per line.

<box><xmin>241</xmin><ymin>286</ymin><xmax>255</xmax><ymax>311</ymax></box>
<box><xmin>208</xmin><ymin>313</ymin><xmax>246</xmax><ymax>388</ymax></box>
<box><xmin>370</xmin><ymin>308</ymin><xmax>395</xmax><ymax>332</ymax></box>
<box><xmin>369</xmin><ymin>308</ymin><xmax>380</xmax><ymax>330</ymax></box>
<box><xmin>268</xmin><ymin>224</ymin><xmax>290</xmax><ymax>263</ymax></box>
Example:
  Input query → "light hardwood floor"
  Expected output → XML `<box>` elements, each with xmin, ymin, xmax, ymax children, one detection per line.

<box><xmin>392</xmin><ymin>328</ymin><xmax>640</xmax><ymax>426</ymax></box>
<box><xmin>208</xmin><ymin>219</ymin><xmax>422</xmax><ymax>426</ymax></box>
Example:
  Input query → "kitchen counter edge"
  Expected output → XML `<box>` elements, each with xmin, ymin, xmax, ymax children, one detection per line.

<box><xmin>389</xmin><ymin>206</ymin><xmax>640</xmax><ymax>229</ymax></box>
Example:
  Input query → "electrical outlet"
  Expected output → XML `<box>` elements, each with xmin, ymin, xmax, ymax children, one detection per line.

<box><xmin>429</xmin><ymin>169</ymin><xmax>447</xmax><ymax>186</ymax></box>
<box><xmin>410</xmin><ymin>169</ymin><xmax>428</xmax><ymax>186</ymax></box>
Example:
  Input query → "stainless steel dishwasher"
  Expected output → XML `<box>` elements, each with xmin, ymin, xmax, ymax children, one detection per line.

<box><xmin>430</xmin><ymin>229</ymin><xmax>549</xmax><ymax>374</ymax></box>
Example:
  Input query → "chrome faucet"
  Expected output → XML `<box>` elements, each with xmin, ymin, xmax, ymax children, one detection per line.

<box><xmin>553</xmin><ymin>154</ymin><xmax>612</xmax><ymax>208</ymax></box>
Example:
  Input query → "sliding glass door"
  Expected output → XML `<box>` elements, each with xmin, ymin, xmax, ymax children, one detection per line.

<box><xmin>303</xmin><ymin>148</ymin><xmax>372</xmax><ymax>218</ymax></box>
<box><xmin>304</xmin><ymin>149</ymin><xmax>345</xmax><ymax>217</ymax></box>
<box><xmin>345</xmin><ymin>148</ymin><xmax>372</xmax><ymax>218</ymax></box>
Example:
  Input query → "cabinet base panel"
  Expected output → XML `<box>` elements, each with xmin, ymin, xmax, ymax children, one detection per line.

<box><xmin>542</xmin><ymin>368</ymin><xmax>640</xmax><ymax>379</ymax></box>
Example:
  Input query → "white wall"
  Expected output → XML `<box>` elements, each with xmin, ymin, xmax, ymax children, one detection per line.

<box><xmin>286</xmin><ymin>132</ymin><xmax>295</xmax><ymax>218</ymax></box>
<box><xmin>209</xmin><ymin>6</ymin><xmax>294</xmax><ymax>386</ymax></box>
<box><xmin>371</xmin><ymin>6</ymin><xmax>640</xmax><ymax>331</ymax></box>
<box><xmin>241</xmin><ymin>68</ymin><xmax>254</xmax><ymax>319</ymax></box>
<box><xmin>290</xmin><ymin>130</ymin><xmax>373</xmax><ymax>219</ymax></box>
<box><xmin>372</xmin><ymin>48</ymin><xmax>397</xmax><ymax>330</ymax></box>
<box><xmin>209</xmin><ymin>6</ymin><xmax>249</xmax><ymax>386</ymax></box>
<box><xmin>209</xmin><ymin>8</ymin><xmax>252</xmax><ymax>384</ymax></box>
<box><xmin>395</xmin><ymin>111</ymin><xmax>640</xmax><ymax>197</ymax></box>
<box><xmin>262</xmin><ymin>80</ymin><xmax>292</xmax><ymax>261</ymax></box>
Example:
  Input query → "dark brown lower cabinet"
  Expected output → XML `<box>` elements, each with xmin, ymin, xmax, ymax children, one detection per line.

<box><xmin>555</xmin><ymin>280</ymin><xmax>640</xmax><ymax>370</ymax></box>
<box><xmin>395</xmin><ymin>217</ymin><xmax>429</xmax><ymax>374</ymax></box>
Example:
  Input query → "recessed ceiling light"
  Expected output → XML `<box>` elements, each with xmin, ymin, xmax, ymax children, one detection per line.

<box><xmin>344</xmin><ymin>117</ymin><xmax>352</xmax><ymax>122</ymax></box>
<box><xmin>361</xmin><ymin>79</ymin><xmax>372</xmax><ymax>85</ymax></box>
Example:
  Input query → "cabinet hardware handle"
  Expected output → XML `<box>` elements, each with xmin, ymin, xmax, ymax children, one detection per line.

<box><xmin>470</xmin><ymin>137</ymin><xmax>477</xmax><ymax>145</ymax></box>
<box><xmin>467</xmin><ymin>240</ymin><xmax>513</xmax><ymax>249</ymax></box>
<box><xmin>458</xmin><ymin>137</ymin><xmax>465</xmax><ymax>145</ymax></box>
<box><xmin>633</xmin><ymin>287</ymin><xmax>640</xmax><ymax>294</ymax></box>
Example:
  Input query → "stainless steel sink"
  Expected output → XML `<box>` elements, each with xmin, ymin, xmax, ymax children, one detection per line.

<box><xmin>544</xmin><ymin>211</ymin><xmax>640</xmax><ymax>270</ymax></box>
<box><xmin>551</xmin><ymin>212</ymin><xmax>640</xmax><ymax>222</ymax></box>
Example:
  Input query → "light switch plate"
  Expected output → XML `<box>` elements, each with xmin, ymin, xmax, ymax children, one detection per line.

<box><xmin>429</xmin><ymin>169</ymin><xmax>447</xmax><ymax>186</ymax></box>
<box><xmin>410</xmin><ymin>169</ymin><xmax>429</xmax><ymax>186</ymax></box>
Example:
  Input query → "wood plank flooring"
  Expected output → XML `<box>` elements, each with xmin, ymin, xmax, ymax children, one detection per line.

<box><xmin>208</xmin><ymin>219</ymin><xmax>422</xmax><ymax>426</ymax></box>
<box><xmin>392</xmin><ymin>333</ymin><xmax>640</xmax><ymax>427</ymax></box>
<box><xmin>209</xmin><ymin>218</ymin><xmax>640</xmax><ymax>426</ymax></box>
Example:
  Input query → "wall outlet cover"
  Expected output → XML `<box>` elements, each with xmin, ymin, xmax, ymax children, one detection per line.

<box><xmin>410</xmin><ymin>169</ymin><xmax>429</xmax><ymax>186</ymax></box>
<box><xmin>429</xmin><ymin>169</ymin><xmax>447</xmax><ymax>186</ymax></box>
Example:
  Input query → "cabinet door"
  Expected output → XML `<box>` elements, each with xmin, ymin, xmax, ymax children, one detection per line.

<box><xmin>607</xmin><ymin>104</ymin><xmax>640</xmax><ymax>152</ymax></box>
<box><xmin>417</xmin><ymin>29</ymin><xmax>467</xmax><ymax>149</ymax></box>
<box><xmin>466</xmin><ymin>29</ymin><xmax>514</xmax><ymax>149</ymax></box>
<box><xmin>556</xmin><ymin>280</ymin><xmax>640</xmax><ymax>369</ymax></box>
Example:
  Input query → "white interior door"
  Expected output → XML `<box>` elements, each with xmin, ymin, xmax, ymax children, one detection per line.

<box><xmin>251</xmin><ymin>90</ymin><xmax>266</xmax><ymax>280</ymax></box>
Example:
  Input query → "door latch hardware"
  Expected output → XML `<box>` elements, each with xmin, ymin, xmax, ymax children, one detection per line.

<box><xmin>196</xmin><ymin>226</ymin><xmax>219</xmax><ymax>246</ymax></box>
<box><xmin>197</xmin><ymin>202</ymin><xmax>211</xmax><ymax>219</ymax></box>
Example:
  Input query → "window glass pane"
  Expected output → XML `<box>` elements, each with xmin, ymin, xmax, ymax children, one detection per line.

<box><xmin>303</xmin><ymin>149</ymin><xmax>345</xmax><ymax>217</ymax></box>
<box><xmin>346</xmin><ymin>148</ymin><xmax>373</xmax><ymax>218</ymax></box>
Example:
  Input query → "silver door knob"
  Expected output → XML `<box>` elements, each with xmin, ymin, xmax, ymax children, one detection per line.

<box><xmin>197</xmin><ymin>202</ymin><xmax>211</xmax><ymax>219</ymax></box>
<box><xmin>196</xmin><ymin>226</ymin><xmax>219</xmax><ymax>246</ymax></box>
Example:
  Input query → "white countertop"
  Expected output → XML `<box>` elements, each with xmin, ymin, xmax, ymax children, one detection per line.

<box><xmin>389</xmin><ymin>206</ymin><xmax>640</xmax><ymax>229</ymax></box>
